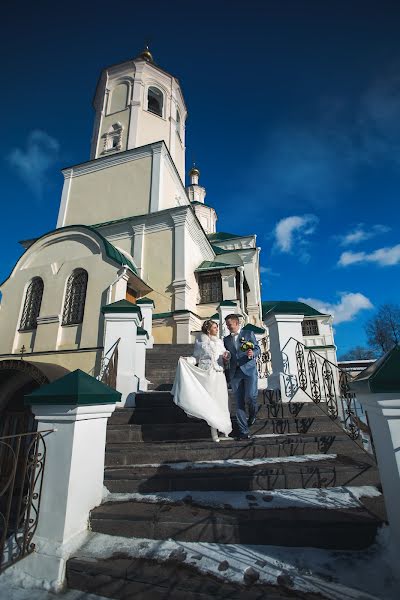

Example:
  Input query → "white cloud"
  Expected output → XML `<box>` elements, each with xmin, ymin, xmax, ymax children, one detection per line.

<box><xmin>339</xmin><ymin>223</ymin><xmax>390</xmax><ymax>246</ymax></box>
<box><xmin>274</xmin><ymin>215</ymin><xmax>318</xmax><ymax>257</ymax></box>
<box><xmin>7</xmin><ymin>130</ymin><xmax>60</xmax><ymax>199</ymax></box>
<box><xmin>338</xmin><ymin>244</ymin><xmax>400</xmax><ymax>267</ymax></box>
<box><xmin>298</xmin><ymin>292</ymin><xmax>373</xmax><ymax>325</ymax></box>
<box><xmin>259</xmin><ymin>266</ymin><xmax>280</xmax><ymax>277</ymax></box>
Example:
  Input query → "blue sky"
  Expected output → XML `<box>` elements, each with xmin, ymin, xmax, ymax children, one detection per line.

<box><xmin>1</xmin><ymin>0</ymin><xmax>399</xmax><ymax>354</ymax></box>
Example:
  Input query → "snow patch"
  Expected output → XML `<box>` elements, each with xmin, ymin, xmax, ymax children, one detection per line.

<box><xmin>114</xmin><ymin>453</ymin><xmax>338</xmax><ymax>471</ymax></box>
<box><xmin>102</xmin><ymin>485</ymin><xmax>381</xmax><ymax>511</ymax></box>
<box><xmin>70</xmin><ymin>526</ymin><xmax>400</xmax><ymax>600</ymax></box>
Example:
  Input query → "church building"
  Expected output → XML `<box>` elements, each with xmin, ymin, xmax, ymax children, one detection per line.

<box><xmin>0</xmin><ymin>47</ymin><xmax>263</xmax><ymax>378</ymax></box>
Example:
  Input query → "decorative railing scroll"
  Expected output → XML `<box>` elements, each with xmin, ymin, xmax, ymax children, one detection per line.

<box><xmin>0</xmin><ymin>430</ymin><xmax>50</xmax><ymax>572</ymax></box>
<box><xmin>256</xmin><ymin>335</ymin><xmax>272</xmax><ymax>379</ymax></box>
<box><xmin>97</xmin><ymin>338</ymin><xmax>120</xmax><ymax>390</ymax></box>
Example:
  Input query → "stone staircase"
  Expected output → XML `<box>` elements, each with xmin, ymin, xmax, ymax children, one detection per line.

<box><xmin>66</xmin><ymin>345</ymin><xmax>386</xmax><ymax>599</ymax></box>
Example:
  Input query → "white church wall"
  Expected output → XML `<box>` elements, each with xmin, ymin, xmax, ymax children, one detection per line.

<box><xmin>0</xmin><ymin>233</ymin><xmax>124</xmax><ymax>375</ymax></box>
<box><xmin>60</xmin><ymin>153</ymin><xmax>152</xmax><ymax>227</ymax></box>
<box><xmin>98</xmin><ymin>109</ymin><xmax>130</xmax><ymax>155</ymax></box>
<box><xmin>143</xmin><ymin>228</ymin><xmax>174</xmax><ymax>314</ymax></box>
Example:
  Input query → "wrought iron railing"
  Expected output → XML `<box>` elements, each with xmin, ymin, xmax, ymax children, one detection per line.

<box><xmin>256</xmin><ymin>335</ymin><xmax>272</xmax><ymax>379</ymax></box>
<box><xmin>0</xmin><ymin>430</ymin><xmax>51</xmax><ymax>572</ymax></box>
<box><xmin>278</xmin><ymin>338</ymin><xmax>369</xmax><ymax>443</ymax></box>
<box><xmin>97</xmin><ymin>338</ymin><xmax>120</xmax><ymax>389</ymax></box>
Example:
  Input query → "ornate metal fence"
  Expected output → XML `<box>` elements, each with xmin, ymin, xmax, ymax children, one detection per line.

<box><xmin>0</xmin><ymin>430</ymin><xmax>50</xmax><ymax>572</ymax></box>
<box><xmin>257</xmin><ymin>335</ymin><xmax>272</xmax><ymax>379</ymax></box>
<box><xmin>280</xmin><ymin>338</ymin><xmax>368</xmax><ymax>442</ymax></box>
<box><xmin>97</xmin><ymin>338</ymin><xmax>120</xmax><ymax>389</ymax></box>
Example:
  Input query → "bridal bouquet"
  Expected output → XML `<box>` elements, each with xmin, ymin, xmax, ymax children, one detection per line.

<box><xmin>240</xmin><ymin>339</ymin><xmax>254</xmax><ymax>353</ymax></box>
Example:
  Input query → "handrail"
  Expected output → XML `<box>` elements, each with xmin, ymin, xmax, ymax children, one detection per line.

<box><xmin>281</xmin><ymin>336</ymin><xmax>352</xmax><ymax>377</ymax></box>
<box><xmin>0</xmin><ymin>429</ymin><xmax>55</xmax><ymax>441</ymax></box>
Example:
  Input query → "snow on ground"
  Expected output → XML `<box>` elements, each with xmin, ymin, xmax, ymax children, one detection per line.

<box><xmin>71</xmin><ymin>526</ymin><xmax>400</xmax><ymax>600</ymax></box>
<box><xmin>102</xmin><ymin>485</ymin><xmax>381</xmax><ymax>510</ymax></box>
<box><xmin>119</xmin><ymin>453</ymin><xmax>338</xmax><ymax>470</ymax></box>
<box><xmin>0</xmin><ymin>573</ymin><xmax>109</xmax><ymax>600</ymax></box>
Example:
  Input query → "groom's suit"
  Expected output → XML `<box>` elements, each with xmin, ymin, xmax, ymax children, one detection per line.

<box><xmin>224</xmin><ymin>329</ymin><xmax>260</xmax><ymax>436</ymax></box>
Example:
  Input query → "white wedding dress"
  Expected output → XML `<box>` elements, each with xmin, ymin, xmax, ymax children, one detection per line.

<box><xmin>171</xmin><ymin>334</ymin><xmax>232</xmax><ymax>437</ymax></box>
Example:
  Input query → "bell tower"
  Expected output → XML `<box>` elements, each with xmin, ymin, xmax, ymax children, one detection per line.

<box><xmin>90</xmin><ymin>47</ymin><xmax>187</xmax><ymax>182</ymax></box>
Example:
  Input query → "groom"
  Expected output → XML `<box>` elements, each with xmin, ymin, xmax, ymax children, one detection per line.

<box><xmin>223</xmin><ymin>314</ymin><xmax>260</xmax><ymax>440</ymax></box>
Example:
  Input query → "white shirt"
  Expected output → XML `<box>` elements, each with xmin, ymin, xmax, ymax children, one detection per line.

<box><xmin>231</xmin><ymin>332</ymin><xmax>240</xmax><ymax>350</ymax></box>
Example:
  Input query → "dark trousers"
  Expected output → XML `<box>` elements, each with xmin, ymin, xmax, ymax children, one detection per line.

<box><xmin>230</xmin><ymin>367</ymin><xmax>258</xmax><ymax>435</ymax></box>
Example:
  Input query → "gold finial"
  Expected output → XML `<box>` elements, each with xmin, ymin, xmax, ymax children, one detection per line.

<box><xmin>138</xmin><ymin>44</ymin><xmax>154</xmax><ymax>63</ymax></box>
<box><xmin>189</xmin><ymin>162</ymin><xmax>200</xmax><ymax>177</ymax></box>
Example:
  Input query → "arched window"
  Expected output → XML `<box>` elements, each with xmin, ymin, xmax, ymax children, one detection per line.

<box><xmin>109</xmin><ymin>82</ymin><xmax>129</xmax><ymax>114</ymax></box>
<box><xmin>19</xmin><ymin>277</ymin><xmax>44</xmax><ymax>331</ymax></box>
<box><xmin>62</xmin><ymin>269</ymin><xmax>88</xmax><ymax>326</ymax></box>
<box><xmin>147</xmin><ymin>86</ymin><xmax>163</xmax><ymax>117</ymax></box>
<box><xmin>176</xmin><ymin>109</ymin><xmax>181</xmax><ymax>138</ymax></box>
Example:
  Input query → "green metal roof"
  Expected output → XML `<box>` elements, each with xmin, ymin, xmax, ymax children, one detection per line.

<box><xmin>137</xmin><ymin>326</ymin><xmax>149</xmax><ymax>338</ymax></box>
<box><xmin>195</xmin><ymin>260</ymin><xmax>240</xmax><ymax>272</ymax></box>
<box><xmin>25</xmin><ymin>369</ymin><xmax>121</xmax><ymax>405</ymax></box>
<box><xmin>262</xmin><ymin>300</ymin><xmax>326</xmax><ymax>318</ymax></box>
<box><xmin>243</xmin><ymin>323</ymin><xmax>266</xmax><ymax>334</ymax></box>
<box><xmin>210</xmin><ymin>313</ymin><xmax>219</xmax><ymax>319</ymax></box>
<box><xmin>207</xmin><ymin>232</ymin><xmax>248</xmax><ymax>242</ymax></box>
<box><xmin>211</xmin><ymin>245</ymin><xmax>236</xmax><ymax>255</ymax></box>
<box><xmin>219</xmin><ymin>301</ymin><xmax>237</xmax><ymax>307</ymax></box>
<box><xmin>101</xmin><ymin>300</ymin><xmax>142</xmax><ymax>317</ymax></box>
<box><xmin>350</xmin><ymin>345</ymin><xmax>400</xmax><ymax>394</ymax></box>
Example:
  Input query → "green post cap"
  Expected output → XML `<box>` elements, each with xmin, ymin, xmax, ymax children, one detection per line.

<box><xmin>101</xmin><ymin>300</ymin><xmax>142</xmax><ymax>318</ymax></box>
<box><xmin>25</xmin><ymin>369</ymin><xmax>121</xmax><ymax>406</ymax></box>
<box><xmin>219</xmin><ymin>301</ymin><xmax>237</xmax><ymax>307</ymax></box>
<box><xmin>350</xmin><ymin>345</ymin><xmax>400</xmax><ymax>394</ymax></box>
<box><xmin>136</xmin><ymin>297</ymin><xmax>155</xmax><ymax>307</ymax></box>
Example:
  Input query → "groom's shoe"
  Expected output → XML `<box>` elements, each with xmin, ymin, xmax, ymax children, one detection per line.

<box><xmin>235</xmin><ymin>433</ymin><xmax>253</xmax><ymax>441</ymax></box>
<box><xmin>248</xmin><ymin>404</ymin><xmax>261</xmax><ymax>427</ymax></box>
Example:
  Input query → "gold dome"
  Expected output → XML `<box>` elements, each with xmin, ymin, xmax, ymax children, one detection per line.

<box><xmin>189</xmin><ymin>163</ymin><xmax>200</xmax><ymax>177</ymax></box>
<box><xmin>138</xmin><ymin>45</ymin><xmax>154</xmax><ymax>63</ymax></box>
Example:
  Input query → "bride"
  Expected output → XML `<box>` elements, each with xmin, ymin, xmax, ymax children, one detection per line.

<box><xmin>171</xmin><ymin>320</ymin><xmax>232</xmax><ymax>442</ymax></box>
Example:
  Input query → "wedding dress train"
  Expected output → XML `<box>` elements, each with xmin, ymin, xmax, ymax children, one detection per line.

<box><xmin>171</xmin><ymin>334</ymin><xmax>232</xmax><ymax>437</ymax></box>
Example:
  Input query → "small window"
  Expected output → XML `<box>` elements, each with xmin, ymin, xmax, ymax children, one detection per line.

<box><xmin>62</xmin><ymin>269</ymin><xmax>88</xmax><ymax>326</ymax></box>
<box><xmin>176</xmin><ymin>110</ymin><xmax>181</xmax><ymax>138</ymax></box>
<box><xmin>103</xmin><ymin>123</ymin><xmax>123</xmax><ymax>153</ymax></box>
<box><xmin>147</xmin><ymin>86</ymin><xmax>163</xmax><ymax>117</ymax></box>
<box><xmin>19</xmin><ymin>277</ymin><xmax>44</xmax><ymax>331</ymax></box>
<box><xmin>302</xmin><ymin>319</ymin><xmax>319</xmax><ymax>336</ymax></box>
<box><xmin>198</xmin><ymin>273</ymin><xmax>222</xmax><ymax>304</ymax></box>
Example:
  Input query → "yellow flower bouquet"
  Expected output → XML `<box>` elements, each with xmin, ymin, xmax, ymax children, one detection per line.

<box><xmin>240</xmin><ymin>338</ymin><xmax>254</xmax><ymax>353</ymax></box>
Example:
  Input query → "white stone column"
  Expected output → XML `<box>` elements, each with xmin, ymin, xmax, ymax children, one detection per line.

<box><xmin>16</xmin><ymin>370</ymin><xmax>119</xmax><ymax>592</ymax></box>
<box><xmin>131</xmin><ymin>223</ymin><xmax>145</xmax><ymax>277</ymax></box>
<box><xmin>137</xmin><ymin>298</ymin><xmax>154</xmax><ymax>348</ymax></box>
<box><xmin>350</xmin><ymin>372</ymin><xmax>400</xmax><ymax>552</ymax></box>
<box><xmin>171</xmin><ymin>210</ymin><xmax>191</xmax><ymax>312</ymax></box>
<box><xmin>150</xmin><ymin>143</ymin><xmax>163</xmax><ymax>212</ymax></box>
<box><xmin>136</xmin><ymin>327</ymin><xmax>149</xmax><ymax>391</ymax></box>
<box><xmin>102</xmin><ymin>300</ymin><xmax>142</xmax><ymax>406</ymax></box>
<box><xmin>265</xmin><ymin>313</ymin><xmax>311</xmax><ymax>402</ymax></box>
<box><xmin>221</xmin><ymin>268</ymin><xmax>237</xmax><ymax>302</ymax></box>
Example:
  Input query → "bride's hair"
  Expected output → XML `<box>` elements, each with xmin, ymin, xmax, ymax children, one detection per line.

<box><xmin>201</xmin><ymin>320</ymin><xmax>217</xmax><ymax>334</ymax></box>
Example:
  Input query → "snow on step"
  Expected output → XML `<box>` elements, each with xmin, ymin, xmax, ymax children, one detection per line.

<box><xmin>116</xmin><ymin>453</ymin><xmax>338</xmax><ymax>471</ymax></box>
<box><xmin>102</xmin><ymin>485</ymin><xmax>381</xmax><ymax>511</ymax></box>
<box><xmin>71</xmin><ymin>527</ymin><xmax>398</xmax><ymax>600</ymax></box>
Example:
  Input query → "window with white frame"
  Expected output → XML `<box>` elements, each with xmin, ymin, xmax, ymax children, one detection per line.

<box><xmin>176</xmin><ymin>109</ymin><xmax>181</xmax><ymax>139</ymax></box>
<box><xmin>19</xmin><ymin>277</ymin><xmax>44</xmax><ymax>331</ymax></box>
<box><xmin>147</xmin><ymin>86</ymin><xmax>163</xmax><ymax>117</ymax></box>
<box><xmin>302</xmin><ymin>319</ymin><xmax>319</xmax><ymax>336</ymax></box>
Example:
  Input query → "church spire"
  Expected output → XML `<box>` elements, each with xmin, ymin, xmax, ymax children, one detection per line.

<box><xmin>189</xmin><ymin>163</ymin><xmax>200</xmax><ymax>186</ymax></box>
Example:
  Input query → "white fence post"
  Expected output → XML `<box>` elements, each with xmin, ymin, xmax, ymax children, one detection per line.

<box><xmin>350</xmin><ymin>346</ymin><xmax>400</xmax><ymax>550</ymax></box>
<box><xmin>12</xmin><ymin>370</ymin><xmax>119</xmax><ymax>591</ymax></box>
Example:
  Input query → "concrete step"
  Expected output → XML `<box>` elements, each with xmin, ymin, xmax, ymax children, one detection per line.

<box><xmin>66</xmin><ymin>554</ymin><xmax>314</xmax><ymax>600</ymax></box>
<box><xmin>89</xmin><ymin>497</ymin><xmax>383</xmax><ymax>549</ymax></box>
<box><xmin>104</xmin><ymin>454</ymin><xmax>379</xmax><ymax>493</ymax></box>
<box><xmin>107</xmin><ymin>415</ymin><xmax>347</xmax><ymax>443</ymax></box>
<box><xmin>105</xmin><ymin>433</ymin><xmax>364</xmax><ymax>466</ymax></box>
